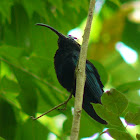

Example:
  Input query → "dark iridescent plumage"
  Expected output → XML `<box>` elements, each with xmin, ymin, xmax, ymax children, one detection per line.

<box><xmin>36</xmin><ymin>23</ymin><xmax>107</xmax><ymax>124</ymax></box>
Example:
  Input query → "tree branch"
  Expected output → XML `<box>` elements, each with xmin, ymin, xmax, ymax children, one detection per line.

<box><xmin>70</xmin><ymin>0</ymin><xmax>95</xmax><ymax>139</ymax></box>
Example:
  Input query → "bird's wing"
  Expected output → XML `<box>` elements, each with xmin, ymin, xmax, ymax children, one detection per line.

<box><xmin>67</xmin><ymin>51</ymin><xmax>104</xmax><ymax>103</ymax></box>
<box><xmin>85</xmin><ymin>60</ymin><xmax>104</xmax><ymax>103</ymax></box>
<box><xmin>86</xmin><ymin>60</ymin><xmax>104</xmax><ymax>90</ymax></box>
<box><xmin>70</xmin><ymin>52</ymin><xmax>107</xmax><ymax>124</ymax></box>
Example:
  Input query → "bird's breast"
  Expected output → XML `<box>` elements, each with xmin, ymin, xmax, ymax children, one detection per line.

<box><xmin>54</xmin><ymin>50</ymin><xmax>78</xmax><ymax>92</ymax></box>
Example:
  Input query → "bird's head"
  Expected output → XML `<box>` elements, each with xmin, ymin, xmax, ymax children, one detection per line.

<box><xmin>36</xmin><ymin>23</ymin><xmax>80</xmax><ymax>50</ymax></box>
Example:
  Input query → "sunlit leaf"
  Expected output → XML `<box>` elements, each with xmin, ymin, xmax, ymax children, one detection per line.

<box><xmin>102</xmin><ymin>88</ymin><xmax>128</xmax><ymax>115</ymax></box>
<box><xmin>125</xmin><ymin>110</ymin><xmax>140</xmax><ymax>125</ymax></box>
<box><xmin>63</xmin><ymin>105</ymin><xmax>105</xmax><ymax>138</ymax></box>
<box><xmin>0</xmin><ymin>76</ymin><xmax>20</xmax><ymax>93</ymax></box>
<box><xmin>116</xmin><ymin>81</ymin><xmax>140</xmax><ymax>93</ymax></box>
<box><xmin>79</xmin><ymin>111</ymin><xmax>104</xmax><ymax>138</ymax></box>
<box><xmin>92</xmin><ymin>104</ymin><xmax>123</xmax><ymax>127</ymax></box>
<box><xmin>0</xmin><ymin>76</ymin><xmax>21</xmax><ymax>109</ymax></box>
<box><xmin>12</xmin><ymin>67</ymin><xmax>38</xmax><ymax>116</ymax></box>
<box><xmin>0</xmin><ymin>45</ymin><xmax>24</xmax><ymax>59</ymax></box>
<box><xmin>15</xmin><ymin>119</ymin><xmax>49</xmax><ymax>140</ymax></box>
<box><xmin>0</xmin><ymin>137</ymin><xmax>5</xmax><ymax>140</ymax></box>
<box><xmin>0</xmin><ymin>0</ymin><xmax>13</xmax><ymax>23</ymax></box>
<box><xmin>136</xmin><ymin>133</ymin><xmax>140</xmax><ymax>140</ymax></box>
<box><xmin>109</xmin><ymin>0</ymin><xmax>121</xmax><ymax>7</ymax></box>
<box><xmin>35</xmin><ymin>81</ymin><xmax>63</xmax><ymax>117</ymax></box>
<box><xmin>63</xmin><ymin>114</ymin><xmax>72</xmax><ymax>136</ymax></box>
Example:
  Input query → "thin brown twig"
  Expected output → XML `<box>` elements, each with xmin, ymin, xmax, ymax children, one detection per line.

<box><xmin>31</xmin><ymin>92</ymin><xmax>72</xmax><ymax>120</ymax></box>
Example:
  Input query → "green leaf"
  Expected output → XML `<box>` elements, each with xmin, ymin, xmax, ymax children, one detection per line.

<box><xmin>92</xmin><ymin>104</ymin><xmax>123</xmax><ymax>127</ymax></box>
<box><xmin>108</xmin><ymin>128</ymin><xmax>134</xmax><ymax>140</ymax></box>
<box><xmin>125</xmin><ymin>110</ymin><xmax>140</xmax><ymax>125</ymax></box>
<box><xmin>0</xmin><ymin>137</ymin><xmax>5</xmax><ymax>140</ymax></box>
<box><xmin>116</xmin><ymin>81</ymin><xmax>140</xmax><ymax>93</ymax></box>
<box><xmin>35</xmin><ymin>81</ymin><xmax>63</xmax><ymax>117</ymax></box>
<box><xmin>12</xmin><ymin>67</ymin><xmax>38</xmax><ymax>116</ymax></box>
<box><xmin>102</xmin><ymin>88</ymin><xmax>128</xmax><ymax>115</ymax></box>
<box><xmin>0</xmin><ymin>45</ymin><xmax>24</xmax><ymax>68</ymax></box>
<box><xmin>63</xmin><ymin>114</ymin><xmax>72</xmax><ymax>136</ymax></box>
<box><xmin>0</xmin><ymin>76</ymin><xmax>21</xmax><ymax>109</ymax></box>
<box><xmin>21</xmin><ymin>56</ymin><xmax>55</xmax><ymax>82</ymax></box>
<box><xmin>63</xmin><ymin>107</ymin><xmax>105</xmax><ymax>138</ymax></box>
<box><xmin>136</xmin><ymin>134</ymin><xmax>140</xmax><ymax>140</ymax></box>
<box><xmin>79</xmin><ymin>111</ymin><xmax>104</xmax><ymax>138</ymax></box>
<box><xmin>0</xmin><ymin>99</ymin><xmax>17</xmax><ymax>140</ymax></box>
<box><xmin>0</xmin><ymin>45</ymin><xmax>24</xmax><ymax>59</ymax></box>
<box><xmin>48</xmin><ymin>0</ymin><xmax>63</xmax><ymax>13</ymax></box>
<box><xmin>122</xmin><ymin>20</ymin><xmax>140</xmax><ymax>52</ymax></box>
<box><xmin>109</xmin><ymin>0</ymin><xmax>121</xmax><ymax>7</ymax></box>
<box><xmin>0</xmin><ymin>0</ymin><xmax>13</xmax><ymax>23</ymax></box>
<box><xmin>15</xmin><ymin>119</ymin><xmax>49</xmax><ymax>140</ymax></box>
<box><xmin>22</xmin><ymin>0</ymin><xmax>48</xmax><ymax>19</ymax></box>
<box><xmin>0</xmin><ymin>76</ymin><xmax>20</xmax><ymax>93</ymax></box>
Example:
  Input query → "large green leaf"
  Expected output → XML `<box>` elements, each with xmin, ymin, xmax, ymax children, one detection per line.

<box><xmin>0</xmin><ymin>137</ymin><xmax>5</xmax><ymax>140</ymax></box>
<box><xmin>125</xmin><ymin>109</ymin><xmax>140</xmax><ymax>125</ymax></box>
<box><xmin>79</xmin><ymin>111</ymin><xmax>104</xmax><ymax>138</ymax></box>
<box><xmin>0</xmin><ymin>99</ymin><xmax>17</xmax><ymax>140</ymax></box>
<box><xmin>63</xmin><ymin>110</ymin><xmax>105</xmax><ymax>139</ymax></box>
<box><xmin>15</xmin><ymin>119</ymin><xmax>49</xmax><ymax>140</ymax></box>
<box><xmin>102</xmin><ymin>88</ymin><xmax>128</xmax><ymax>115</ymax></box>
<box><xmin>12</xmin><ymin>67</ymin><xmax>38</xmax><ymax>116</ymax></box>
<box><xmin>136</xmin><ymin>134</ymin><xmax>140</xmax><ymax>140</ymax></box>
<box><xmin>35</xmin><ymin>81</ymin><xmax>64</xmax><ymax>117</ymax></box>
<box><xmin>22</xmin><ymin>0</ymin><xmax>48</xmax><ymax>19</ymax></box>
<box><xmin>108</xmin><ymin>128</ymin><xmax>134</xmax><ymax>140</ymax></box>
<box><xmin>92</xmin><ymin>103</ymin><xmax>123</xmax><ymax>127</ymax></box>
<box><xmin>0</xmin><ymin>45</ymin><xmax>23</xmax><ymax>59</ymax></box>
<box><xmin>0</xmin><ymin>76</ymin><xmax>21</xmax><ymax>109</ymax></box>
<box><xmin>0</xmin><ymin>76</ymin><xmax>20</xmax><ymax>93</ymax></box>
<box><xmin>0</xmin><ymin>0</ymin><xmax>13</xmax><ymax>23</ymax></box>
<box><xmin>116</xmin><ymin>81</ymin><xmax>140</xmax><ymax>93</ymax></box>
<box><xmin>122</xmin><ymin>19</ymin><xmax>140</xmax><ymax>52</ymax></box>
<box><xmin>92</xmin><ymin>89</ymin><xmax>129</xmax><ymax>129</ymax></box>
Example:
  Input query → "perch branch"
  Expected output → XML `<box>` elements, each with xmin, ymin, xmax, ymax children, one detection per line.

<box><xmin>70</xmin><ymin>0</ymin><xmax>95</xmax><ymax>140</ymax></box>
<box><xmin>31</xmin><ymin>92</ymin><xmax>72</xmax><ymax>120</ymax></box>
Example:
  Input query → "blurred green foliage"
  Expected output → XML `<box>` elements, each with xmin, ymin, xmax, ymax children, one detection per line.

<box><xmin>0</xmin><ymin>0</ymin><xmax>140</xmax><ymax>140</ymax></box>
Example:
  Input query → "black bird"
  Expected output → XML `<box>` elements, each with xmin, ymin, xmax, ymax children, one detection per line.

<box><xmin>36</xmin><ymin>23</ymin><xmax>107</xmax><ymax>124</ymax></box>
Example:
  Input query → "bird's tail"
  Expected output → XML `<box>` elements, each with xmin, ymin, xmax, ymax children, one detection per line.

<box><xmin>82</xmin><ymin>101</ymin><xmax>107</xmax><ymax>124</ymax></box>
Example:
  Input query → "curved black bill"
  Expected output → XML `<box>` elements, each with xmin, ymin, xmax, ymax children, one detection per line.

<box><xmin>36</xmin><ymin>23</ymin><xmax>65</xmax><ymax>38</ymax></box>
